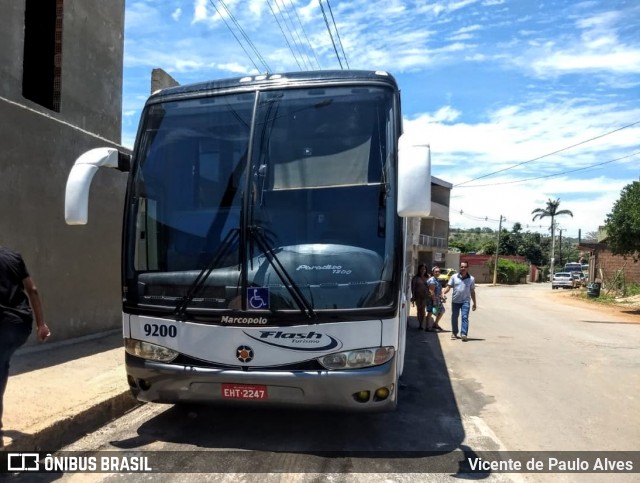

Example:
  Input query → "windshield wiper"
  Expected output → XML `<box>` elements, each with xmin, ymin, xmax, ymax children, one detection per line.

<box><xmin>174</xmin><ymin>228</ymin><xmax>240</xmax><ymax>319</ymax></box>
<box><xmin>242</xmin><ymin>95</ymin><xmax>314</xmax><ymax>318</ymax></box>
<box><xmin>249</xmin><ymin>226</ymin><xmax>316</xmax><ymax>319</ymax></box>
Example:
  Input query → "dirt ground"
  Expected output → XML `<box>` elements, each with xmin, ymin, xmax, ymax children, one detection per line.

<box><xmin>548</xmin><ymin>286</ymin><xmax>640</xmax><ymax>324</ymax></box>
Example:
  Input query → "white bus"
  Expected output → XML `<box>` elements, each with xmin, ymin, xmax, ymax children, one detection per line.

<box><xmin>564</xmin><ymin>262</ymin><xmax>583</xmax><ymax>273</ymax></box>
<box><xmin>65</xmin><ymin>70</ymin><xmax>431</xmax><ymax>411</ymax></box>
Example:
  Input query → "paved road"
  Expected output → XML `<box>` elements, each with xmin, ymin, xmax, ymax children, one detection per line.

<box><xmin>444</xmin><ymin>283</ymin><xmax>639</xmax><ymax>452</ymax></box>
<box><xmin>24</xmin><ymin>283</ymin><xmax>639</xmax><ymax>482</ymax></box>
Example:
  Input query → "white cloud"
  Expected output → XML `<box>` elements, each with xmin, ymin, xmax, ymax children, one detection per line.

<box><xmin>193</xmin><ymin>0</ymin><xmax>209</xmax><ymax>23</ymax></box>
<box><xmin>519</xmin><ymin>9</ymin><xmax>640</xmax><ymax>77</ymax></box>
<box><xmin>403</xmin><ymin>99</ymin><xmax>640</xmax><ymax>235</ymax></box>
<box><xmin>532</xmin><ymin>49</ymin><xmax>640</xmax><ymax>75</ymax></box>
<box><xmin>453</xmin><ymin>24</ymin><xmax>482</xmax><ymax>35</ymax></box>
<box><xmin>174</xmin><ymin>59</ymin><xmax>206</xmax><ymax>72</ymax></box>
<box><xmin>217</xmin><ymin>62</ymin><xmax>255</xmax><ymax>74</ymax></box>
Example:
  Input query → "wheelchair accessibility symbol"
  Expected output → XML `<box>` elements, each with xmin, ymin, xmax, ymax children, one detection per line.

<box><xmin>248</xmin><ymin>287</ymin><xmax>269</xmax><ymax>309</ymax></box>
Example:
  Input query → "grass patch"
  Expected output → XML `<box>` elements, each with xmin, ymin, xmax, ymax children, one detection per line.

<box><xmin>572</xmin><ymin>289</ymin><xmax>618</xmax><ymax>305</ymax></box>
<box><xmin>626</xmin><ymin>283</ymin><xmax>640</xmax><ymax>296</ymax></box>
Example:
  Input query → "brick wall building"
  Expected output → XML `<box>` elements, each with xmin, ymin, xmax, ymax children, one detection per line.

<box><xmin>579</xmin><ymin>242</ymin><xmax>640</xmax><ymax>287</ymax></box>
<box><xmin>460</xmin><ymin>254</ymin><xmax>528</xmax><ymax>284</ymax></box>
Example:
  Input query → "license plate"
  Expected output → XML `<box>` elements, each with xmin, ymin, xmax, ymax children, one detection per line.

<box><xmin>221</xmin><ymin>383</ymin><xmax>268</xmax><ymax>400</ymax></box>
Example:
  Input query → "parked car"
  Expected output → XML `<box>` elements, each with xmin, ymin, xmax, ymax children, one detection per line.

<box><xmin>438</xmin><ymin>268</ymin><xmax>457</xmax><ymax>286</ymax></box>
<box><xmin>571</xmin><ymin>271</ymin><xmax>586</xmax><ymax>287</ymax></box>
<box><xmin>552</xmin><ymin>272</ymin><xmax>575</xmax><ymax>289</ymax></box>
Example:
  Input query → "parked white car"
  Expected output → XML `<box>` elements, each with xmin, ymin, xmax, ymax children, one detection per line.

<box><xmin>571</xmin><ymin>271</ymin><xmax>586</xmax><ymax>287</ymax></box>
<box><xmin>552</xmin><ymin>272</ymin><xmax>575</xmax><ymax>289</ymax></box>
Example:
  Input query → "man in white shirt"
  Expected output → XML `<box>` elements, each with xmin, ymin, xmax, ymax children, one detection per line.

<box><xmin>443</xmin><ymin>262</ymin><xmax>477</xmax><ymax>341</ymax></box>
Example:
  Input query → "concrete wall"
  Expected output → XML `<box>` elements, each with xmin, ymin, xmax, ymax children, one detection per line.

<box><xmin>0</xmin><ymin>1</ymin><xmax>24</xmax><ymax>97</ymax></box>
<box><xmin>0</xmin><ymin>1</ymin><xmax>127</xmax><ymax>344</ymax></box>
<box><xmin>0</xmin><ymin>0</ymin><xmax>124</xmax><ymax>140</ymax></box>
<box><xmin>151</xmin><ymin>68</ymin><xmax>180</xmax><ymax>93</ymax></box>
<box><xmin>58</xmin><ymin>1</ymin><xmax>125</xmax><ymax>140</ymax></box>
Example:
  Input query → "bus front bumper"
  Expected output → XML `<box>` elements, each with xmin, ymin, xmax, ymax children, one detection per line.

<box><xmin>125</xmin><ymin>353</ymin><xmax>398</xmax><ymax>412</ymax></box>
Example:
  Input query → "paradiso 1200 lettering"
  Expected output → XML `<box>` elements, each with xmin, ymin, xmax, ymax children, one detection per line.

<box><xmin>296</xmin><ymin>264</ymin><xmax>352</xmax><ymax>275</ymax></box>
<box><xmin>244</xmin><ymin>330</ymin><xmax>343</xmax><ymax>351</ymax></box>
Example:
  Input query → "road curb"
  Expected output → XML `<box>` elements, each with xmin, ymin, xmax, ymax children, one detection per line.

<box><xmin>6</xmin><ymin>391</ymin><xmax>142</xmax><ymax>452</ymax></box>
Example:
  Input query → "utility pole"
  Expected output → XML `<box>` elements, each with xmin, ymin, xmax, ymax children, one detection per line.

<box><xmin>492</xmin><ymin>215</ymin><xmax>503</xmax><ymax>286</ymax></box>
<box><xmin>558</xmin><ymin>228</ymin><xmax>563</xmax><ymax>267</ymax></box>
<box><xmin>550</xmin><ymin>221</ymin><xmax>557</xmax><ymax>276</ymax></box>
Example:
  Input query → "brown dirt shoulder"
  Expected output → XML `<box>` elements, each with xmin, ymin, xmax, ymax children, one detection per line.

<box><xmin>547</xmin><ymin>286</ymin><xmax>640</xmax><ymax>324</ymax></box>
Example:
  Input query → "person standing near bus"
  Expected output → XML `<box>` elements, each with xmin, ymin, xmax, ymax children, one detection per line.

<box><xmin>427</xmin><ymin>266</ymin><xmax>445</xmax><ymax>332</ymax></box>
<box><xmin>443</xmin><ymin>261</ymin><xmax>476</xmax><ymax>341</ymax></box>
<box><xmin>410</xmin><ymin>264</ymin><xmax>432</xmax><ymax>330</ymax></box>
<box><xmin>0</xmin><ymin>246</ymin><xmax>50</xmax><ymax>448</ymax></box>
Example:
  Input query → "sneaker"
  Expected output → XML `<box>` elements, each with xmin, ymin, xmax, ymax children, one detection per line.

<box><xmin>451</xmin><ymin>334</ymin><xmax>458</xmax><ymax>340</ymax></box>
<box><xmin>461</xmin><ymin>335</ymin><xmax>468</xmax><ymax>341</ymax></box>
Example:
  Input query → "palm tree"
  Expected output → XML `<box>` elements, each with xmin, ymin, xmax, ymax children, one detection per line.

<box><xmin>532</xmin><ymin>198</ymin><xmax>573</xmax><ymax>274</ymax></box>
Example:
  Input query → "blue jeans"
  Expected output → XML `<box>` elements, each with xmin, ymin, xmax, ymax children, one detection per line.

<box><xmin>0</xmin><ymin>316</ymin><xmax>32</xmax><ymax>434</ymax></box>
<box><xmin>451</xmin><ymin>300</ymin><xmax>470</xmax><ymax>337</ymax></box>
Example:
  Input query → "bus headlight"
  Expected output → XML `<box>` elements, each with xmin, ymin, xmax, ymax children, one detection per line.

<box><xmin>124</xmin><ymin>338</ymin><xmax>179</xmax><ymax>362</ymax></box>
<box><xmin>318</xmin><ymin>347</ymin><xmax>395</xmax><ymax>370</ymax></box>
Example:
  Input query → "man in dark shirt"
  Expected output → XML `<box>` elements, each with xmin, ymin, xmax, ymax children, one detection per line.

<box><xmin>0</xmin><ymin>246</ymin><xmax>50</xmax><ymax>448</ymax></box>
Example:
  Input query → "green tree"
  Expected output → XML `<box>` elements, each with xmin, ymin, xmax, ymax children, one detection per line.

<box><xmin>521</xmin><ymin>236</ymin><xmax>544</xmax><ymax>266</ymax></box>
<box><xmin>604</xmin><ymin>181</ymin><xmax>640</xmax><ymax>261</ymax></box>
<box><xmin>448</xmin><ymin>239</ymin><xmax>469</xmax><ymax>253</ymax></box>
<box><xmin>499</xmin><ymin>231</ymin><xmax>518</xmax><ymax>255</ymax></box>
<box><xmin>487</xmin><ymin>258</ymin><xmax>529</xmax><ymax>284</ymax></box>
<box><xmin>531</xmin><ymin>198</ymin><xmax>573</xmax><ymax>272</ymax></box>
<box><xmin>479</xmin><ymin>239</ymin><xmax>496</xmax><ymax>255</ymax></box>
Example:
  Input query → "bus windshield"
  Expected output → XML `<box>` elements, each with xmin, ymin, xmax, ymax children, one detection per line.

<box><xmin>125</xmin><ymin>85</ymin><xmax>399</xmax><ymax>317</ymax></box>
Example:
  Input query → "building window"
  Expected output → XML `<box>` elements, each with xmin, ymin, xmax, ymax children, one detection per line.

<box><xmin>22</xmin><ymin>0</ymin><xmax>64</xmax><ymax>112</ymax></box>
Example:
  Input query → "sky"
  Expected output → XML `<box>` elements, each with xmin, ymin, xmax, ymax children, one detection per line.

<box><xmin>121</xmin><ymin>0</ymin><xmax>640</xmax><ymax>238</ymax></box>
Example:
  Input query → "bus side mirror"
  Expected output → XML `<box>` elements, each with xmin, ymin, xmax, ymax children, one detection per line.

<box><xmin>397</xmin><ymin>136</ymin><xmax>431</xmax><ymax>217</ymax></box>
<box><xmin>64</xmin><ymin>147</ymin><xmax>130</xmax><ymax>225</ymax></box>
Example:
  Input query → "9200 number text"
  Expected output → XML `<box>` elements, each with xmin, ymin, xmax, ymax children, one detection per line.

<box><xmin>143</xmin><ymin>323</ymin><xmax>177</xmax><ymax>338</ymax></box>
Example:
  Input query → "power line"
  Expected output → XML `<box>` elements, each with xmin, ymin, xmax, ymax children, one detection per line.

<box><xmin>455</xmin><ymin>149</ymin><xmax>640</xmax><ymax>188</ymax></box>
<box><xmin>209</xmin><ymin>0</ymin><xmax>261</xmax><ymax>72</ymax></box>
<box><xmin>210</xmin><ymin>0</ymin><xmax>271</xmax><ymax>73</ymax></box>
<box><xmin>274</xmin><ymin>0</ymin><xmax>310</xmax><ymax>70</ymax></box>
<box><xmin>319</xmin><ymin>0</ymin><xmax>343</xmax><ymax>69</ymax></box>
<box><xmin>450</xmin><ymin>208</ymin><xmax>502</xmax><ymax>223</ymax></box>
<box><xmin>278</xmin><ymin>0</ymin><xmax>315</xmax><ymax>70</ymax></box>
<box><xmin>450</xmin><ymin>212</ymin><xmax>547</xmax><ymax>232</ymax></box>
<box><xmin>220</xmin><ymin>0</ymin><xmax>271</xmax><ymax>72</ymax></box>
<box><xmin>325</xmin><ymin>0</ymin><xmax>349</xmax><ymax>69</ymax></box>
<box><xmin>451</xmin><ymin>207</ymin><xmax>573</xmax><ymax>233</ymax></box>
<box><xmin>267</xmin><ymin>0</ymin><xmax>303</xmax><ymax>70</ymax></box>
<box><xmin>288</xmin><ymin>0</ymin><xmax>322</xmax><ymax>69</ymax></box>
<box><xmin>454</xmin><ymin>120</ymin><xmax>640</xmax><ymax>187</ymax></box>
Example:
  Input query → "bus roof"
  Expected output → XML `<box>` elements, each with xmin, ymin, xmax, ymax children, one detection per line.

<box><xmin>148</xmin><ymin>70</ymin><xmax>399</xmax><ymax>103</ymax></box>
